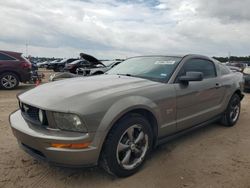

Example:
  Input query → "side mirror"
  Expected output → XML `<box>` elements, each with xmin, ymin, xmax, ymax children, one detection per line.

<box><xmin>178</xmin><ymin>71</ymin><xmax>204</xmax><ymax>83</ymax></box>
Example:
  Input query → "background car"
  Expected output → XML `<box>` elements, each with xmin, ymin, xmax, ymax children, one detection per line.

<box><xmin>227</xmin><ymin>62</ymin><xmax>246</xmax><ymax>72</ymax></box>
<box><xmin>243</xmin><ymin>67</ymin><xmax>250</xmax><ymax>91</ymax></box>
<box><xmin>226</xmin><ymin>65</ymin><xmax>242</xmax><ymax>72</ymax></box>
<box><xmin>64</xmin><ymin>53</ymin><xmax>104</xmax><ymax>74</ymax></box>
<box><xmin>0</xmin><ymin>50</ymin><xmax>31</xmax><ymax>89</ymax></box>
<box><xmin>46</xmin><ymin>59</ymin><xmax>61</xmax><ymax>70</ymax></box>
<box><xmin>50</xmin><ymin>58</ymin><xmax>77</xmax><ymax>72</ymax></box>
<box><xmin>64</xmin><ymin>59</ymin><xmax>92</xmax><ymax>73</ymax></box>
<box><xmin>37</xmin><ymin>61</ymin><xmax>49</xmax><ymax>68</ymax></box>
<box><xmin>76</xmin><ymin>60</ymin><xmax>122</xmax><ymax>76</ymax></box>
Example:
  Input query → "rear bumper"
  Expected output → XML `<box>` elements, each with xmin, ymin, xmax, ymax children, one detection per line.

<box><xmin>20</xmin><ymin>70</ymin><xmax>31</xmax><ymax>82</ymax></box>
<box><xmin>9</xmin><ymin>110</ymin><xmax>102</xmax><ymax>167</ymax></box>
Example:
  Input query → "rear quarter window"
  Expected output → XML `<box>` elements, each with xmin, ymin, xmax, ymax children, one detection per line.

<box><xmin>219</xmin><ymin>64</ymin><xmax>231</xmax><ymax>75</ymax></box>
<box><xmin>0</xmin><ymin>53</ymin><xmax>16</xmax><ymax>61</ymax></box>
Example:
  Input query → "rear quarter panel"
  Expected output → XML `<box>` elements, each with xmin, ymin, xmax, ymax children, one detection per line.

<box><xmin>219</xmin><ymin>71</ymin><xmax>244</xmax><ymax>111</ymax></box>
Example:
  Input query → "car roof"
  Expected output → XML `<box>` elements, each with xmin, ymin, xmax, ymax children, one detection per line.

<box><xmin>0</xmin><ymin>50</ymin><xmax>22</xmax><ymax>59</ymax></box>
<box><xmin>126</xmin><ymin>54</ymin><xmax>213</xmax><ymax>61</ymax></box>
<box><xmin>0</xmin><ymin>50</ymin><xmax>22</xmax><ymax>55</ymax></box>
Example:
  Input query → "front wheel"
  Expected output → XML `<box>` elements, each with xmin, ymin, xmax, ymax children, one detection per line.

<box><xmin>100</xmin><ymin>114</ymin><xmax>153</xmax><ymax>177</ymax></box>
<box><xmin>221</xmin><ymin>94</ymin><xmax>241</xmax><ymax>127</ymax></box>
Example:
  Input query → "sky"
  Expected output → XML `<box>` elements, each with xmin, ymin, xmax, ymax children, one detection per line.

<box><xmin>0</xmin><ymin>0</ymin><xmax>250</xmax><ymax>59</ymax></box>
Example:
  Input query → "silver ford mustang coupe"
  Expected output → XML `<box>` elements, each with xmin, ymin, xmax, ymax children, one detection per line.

<box><xmin>9</xmin><ymin>54</ymin><xmax>244</xmax><ymax>177</ymax></box>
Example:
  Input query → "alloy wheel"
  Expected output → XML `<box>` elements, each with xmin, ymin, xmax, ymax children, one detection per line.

<box><xmin>1</xmin><ymin>75</ymin><xmax>17</xmax><ymax>89</ymax></box>
<box><xmin>116</xmin><ymin>125</ymin><xmax>149</xmax><ymax>170</ymax></box>
<box><xmin>230</xmin><ymin>98</ymin><xmax>240</xmax><ymax>123</ymax></box>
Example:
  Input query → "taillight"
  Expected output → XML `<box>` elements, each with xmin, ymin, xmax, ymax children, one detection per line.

<box><xmin>21</xmin><ymin>61</ymin><xmax>32</xmax><ymax>69</ymax></box>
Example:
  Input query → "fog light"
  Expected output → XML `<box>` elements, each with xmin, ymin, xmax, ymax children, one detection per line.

<box><xmin>51</xmin><ymin>143</ymin><xmax>90</xmax><ymax>149</ymax></box>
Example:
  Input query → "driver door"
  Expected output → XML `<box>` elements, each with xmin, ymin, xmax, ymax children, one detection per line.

<box><xmin>174</xmin><ymin>58</ymin><xmax>224</xmax><ymax>131</ymax></box>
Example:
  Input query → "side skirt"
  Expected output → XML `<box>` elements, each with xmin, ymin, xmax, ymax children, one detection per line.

<box><xmin>156</xmin><ymin>115</ymin><xmax>222</xmax><ymax>146</ymax></box>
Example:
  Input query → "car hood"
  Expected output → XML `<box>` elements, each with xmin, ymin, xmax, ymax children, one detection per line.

<box><xmin>81</xmin><ymin>53</ymin><xmax>104</xmax><ymax>66</ymax></box>
<box><xmin>19</xmin><ymin>75</ymin><xmax>157</xmax><ymax>111</ymax></box>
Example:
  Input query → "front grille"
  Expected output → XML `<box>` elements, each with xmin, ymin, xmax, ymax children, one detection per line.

<box><xmin>20</xmin><ymin>103</ymin><xmax>48</xmax><ymax>125</ymax></box>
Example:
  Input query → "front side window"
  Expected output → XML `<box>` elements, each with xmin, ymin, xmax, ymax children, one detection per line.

<box><xmin>0</xmin><ymin>53</ymin><xmax>15</xmax><ymax>61</ymax></box>
<box><xmin>179</xmin><ymin>59</ymin><xmax>216</xmax><ymax>79</ymax></box>
<box><xmin>107</xmin><ymin>56</ymin><xmax>182</xmax><ymax>82</ymax></box>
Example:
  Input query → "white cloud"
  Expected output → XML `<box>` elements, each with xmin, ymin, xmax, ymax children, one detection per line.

<box><xmin>0</xmin><ymin>0</ymin><xmax>249</xmax><ymax>58</ymax></box>
<box><xmin>155</xmin><ymin>3</ymin><xmax>168</xmax><ymax>10</ymax></box>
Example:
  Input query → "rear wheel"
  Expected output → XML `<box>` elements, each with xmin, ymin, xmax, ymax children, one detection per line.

<box><xmin>0</xmin><ymin>72</ymin><xmax>19</xmax><ymax>90</ymax></box>
<box><xmin>100</xmin><ymin>114</ymin><xmax>153</xmax><ymax>177</ymax></box>
<box><xmin>221</xmin><ymin>94</ymin><xmax>241</xmax><ymax>127</ymax></box>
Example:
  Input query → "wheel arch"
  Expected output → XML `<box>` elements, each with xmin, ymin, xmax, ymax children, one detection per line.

<box><xmin>111</xmin><ymin>108</ymin><xmax>159</xmax><ymax>144</ymax></box>
<box><xmin>96</xmin><ymin>97</ymin><xmax>160</xmax><ymax>164</ymax></box>
<box><xmin>233</xmin><ymin>89</ymin><xmax>244</xmax><ymax>101</ymax></box>
<box><xmin>0</xmin><ymin>70</ymin><xmax>21</xmax><ymax>81</ymax></box>
<box><xmin>97</xmin><ymin>107</ymin><xmax>159</xmax><ymax>164</ymax></box>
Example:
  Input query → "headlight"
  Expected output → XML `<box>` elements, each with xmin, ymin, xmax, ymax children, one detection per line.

<box><xmin>53</xmin><ymin>112</ymin><xmax>87</xmax><ymax>132</ymax></box>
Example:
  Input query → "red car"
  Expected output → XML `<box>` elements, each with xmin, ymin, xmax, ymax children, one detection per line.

<box><xmin>0</xmin><ymin>50</ymin><xmax>31</xmax><ymax>89</ymax></box>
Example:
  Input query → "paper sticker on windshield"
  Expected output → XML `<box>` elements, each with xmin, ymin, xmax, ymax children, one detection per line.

<box><xmin>155</xmin><ymin>60</ymin><xmax>176</xmax><ymax>65</ymax></box>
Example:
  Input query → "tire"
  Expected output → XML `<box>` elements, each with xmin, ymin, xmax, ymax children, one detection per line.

<box><xmin>100</xmin><ymin>114</ymin><xmax>153</xmax><ymax>177</ymax></box>
<box><xmin>221</xmin><ymin>94</ymin><xmax>241</xmax><ymax>127</ymax></box>
<box><xmin>0</xmin><ymin>72</ymin><xmax>19</xmax><ymax>90</ymax></box>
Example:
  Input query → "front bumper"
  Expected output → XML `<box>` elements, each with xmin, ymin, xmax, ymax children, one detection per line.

<box><xmin>20</xmin><ymin>70</ymin><xmax>32</xmax><ymax>82</ymax></box>
<box><xmin>9</xmin><ymin>110</ymin><xmax>102</xmax><ymax>167</ymax></box>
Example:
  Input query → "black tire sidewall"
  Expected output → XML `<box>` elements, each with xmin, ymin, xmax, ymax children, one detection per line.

<box><xmin>0</xmin><ymin>72</ymin><xmax>19</xmax><ymax>90</ymax></box>
<box><xmin>102</xmin><ymin>114</ymin><xmax>153</xmax><ymax>177</ymax></box>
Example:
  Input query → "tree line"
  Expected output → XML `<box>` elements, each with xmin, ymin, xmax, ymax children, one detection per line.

<box><xmin>213</xmin><ymin>56</ymin><xmax>250</xmax><ymax>62</ymax></box>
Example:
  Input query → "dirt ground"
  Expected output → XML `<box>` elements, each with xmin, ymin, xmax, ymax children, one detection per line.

<box><xmin>1</xmin><ymin>70</ymin><xmax>250</xmax><ymax>188</ymax></box>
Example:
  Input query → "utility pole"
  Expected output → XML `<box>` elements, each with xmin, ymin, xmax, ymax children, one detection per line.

<box><xmin>228</xmin><ymin>51</ymin><xmax>231</xmax><ymax>63</ymax></box>
<box><xmin>25</xmin><ymin>41</ymin><xmax>28</xmax><ymax>57</ymax></box>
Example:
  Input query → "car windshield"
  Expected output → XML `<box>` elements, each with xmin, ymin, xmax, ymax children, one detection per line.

<box><xmin>107</xmin><ymin>56</ymin><xmax>182</xmax><ymax>82</ymax></box>
<box><xmin>243</xmin><ymin>67</ymin><xmax>250</xmax><ymax>74</ymax></box>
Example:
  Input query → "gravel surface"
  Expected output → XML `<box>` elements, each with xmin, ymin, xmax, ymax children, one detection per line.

<box><xmin>0</xmin><ymin>70</ymin><xmax>250</xmax><ymax>188</ymax></box>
